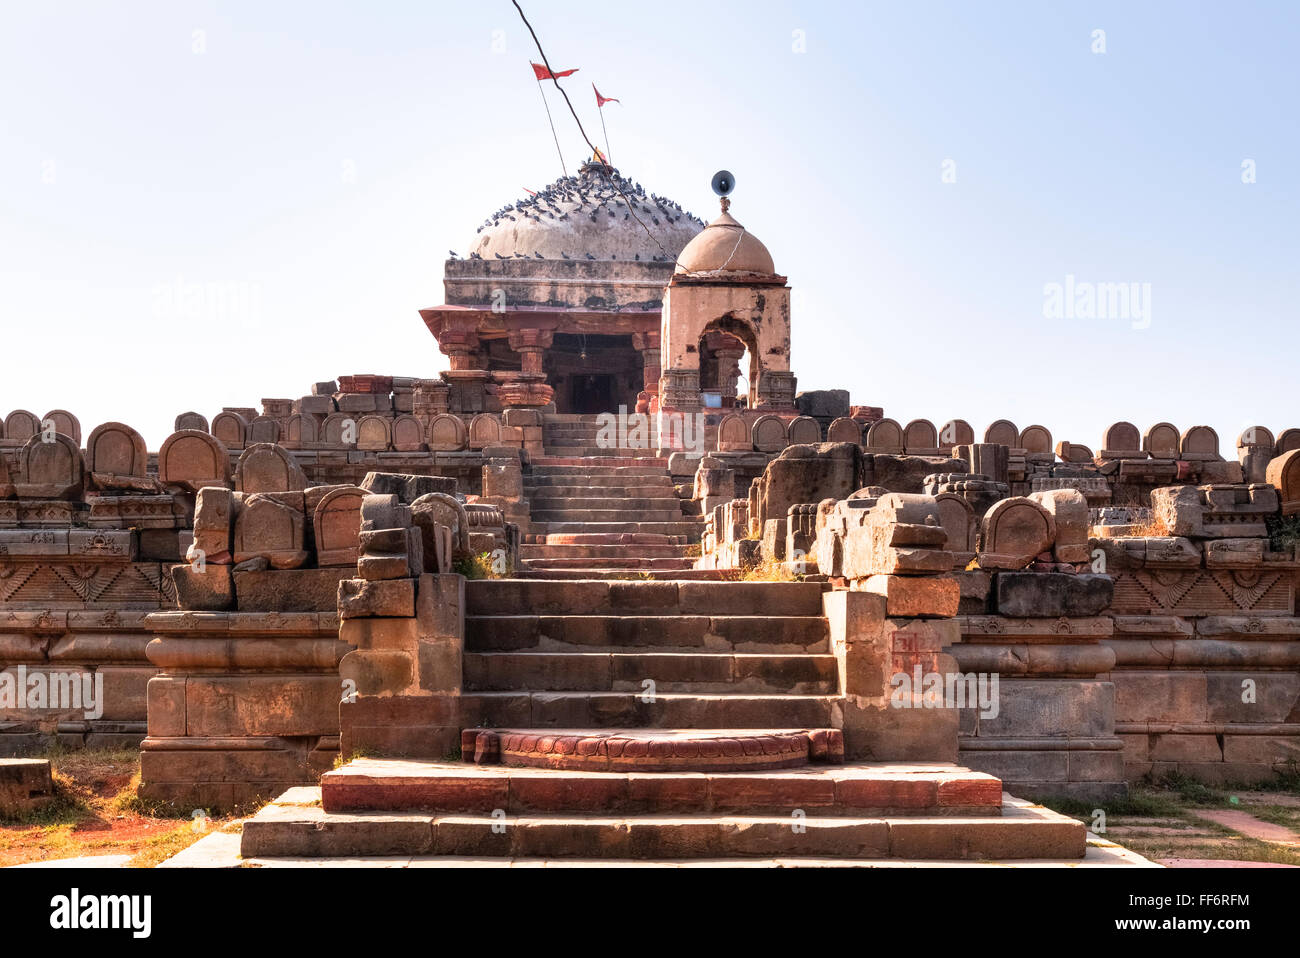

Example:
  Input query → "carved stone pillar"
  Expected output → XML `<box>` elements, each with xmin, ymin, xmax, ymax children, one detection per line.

<box><xmin>755</xmin><ymin>370</ymin><xmax>796</xmax><ymax>410</ymax></box>
<box><xmin>705</xmin><ymin>332</ymin><xmax>746</xmax><ymax>408</ymax></box>
<box><xmin>631</xmin><ymin>330</ymin><xmax>662</xmax><ymax>406</ymax></box>
<box><xmin>658</xmin><ymin>367</ymin><xmax>700</xmax><ymax>412</ymax></box>
<box><xmin>507</xmin><ymin>328</ymin><xmax>554</xmax><ymax>378</ymax></box>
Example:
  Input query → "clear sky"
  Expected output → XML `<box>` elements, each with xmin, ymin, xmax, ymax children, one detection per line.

<box><xmin>1</xmin><ymin>0</ymin><xmax>1296</xmax><ymax>450</ymax></box>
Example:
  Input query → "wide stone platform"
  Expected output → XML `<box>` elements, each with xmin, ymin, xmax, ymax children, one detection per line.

<box><xmin>237</xmin><ymin>774</ymin><xmax>1092</xmax><ymax>862</ymax></box>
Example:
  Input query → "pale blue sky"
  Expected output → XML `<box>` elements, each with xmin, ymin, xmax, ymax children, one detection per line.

<box><xmin>1</xmin><ymin>1</ymin><xmax>1295</xmax><ymax>449</ymax></box>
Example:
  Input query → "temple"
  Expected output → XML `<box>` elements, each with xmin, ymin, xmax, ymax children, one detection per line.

<box><xmin>2</xmin><ymin>154</ymin><xmax>1298</xmax><ymax>868</ymax></box>
<box><xmin>419</xmin><ymin>159</ymin><xmax>794</xmax><ymax>420</ymax></box>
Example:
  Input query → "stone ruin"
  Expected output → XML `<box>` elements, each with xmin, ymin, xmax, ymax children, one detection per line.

<box><xmin>5</xmin><ymin>168</ymin><xmax>1300</xmax><ymax>867</ymax></box>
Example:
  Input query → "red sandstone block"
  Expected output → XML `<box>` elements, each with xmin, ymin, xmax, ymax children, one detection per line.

<box><xmin>707</xmin><ymin>774</ymin><xmax>836</xmax><ymax>810</ymax></box>
<box><xmin>507</xmin><ymin>774</ymin><xmax>629</xmax><ymax>812</ymax></box>
<box><xmin>626</xmin><ymin>773</ymin><xmax>708</xmax><ymax>811</ymax></box>
<box><xmin>323</xmin><ymin>778</ymin><xmax>507</xmax><ymax>813</ymax></box>
<box><xmin>835</xmin><ymin>776</ymin><xmax>937</xmax><ymax>809</ymax></box>
<box><xmin>936</xmin><ymin>777</ymin><xmax>1003</xmax><ymax>807</ymax></box>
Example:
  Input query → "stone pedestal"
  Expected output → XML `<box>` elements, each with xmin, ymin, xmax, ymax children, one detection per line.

<box><xmin>141</xmin><ymin>610</ymin><xmax>348</xmax><ymax>808</ymax></box>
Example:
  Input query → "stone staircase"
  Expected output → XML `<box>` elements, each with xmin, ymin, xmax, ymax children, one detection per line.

<box><xmin>520</xmin><ymin>414</ymin><xmax>711</xmax><ymax>579</ymax></box>
<box><xmin>239</xmin><ymin>579</ymin><xmax>1096</xmax><ymax>865</ymax></box>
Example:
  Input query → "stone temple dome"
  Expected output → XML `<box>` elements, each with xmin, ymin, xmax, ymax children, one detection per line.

<box><xmin>468</xmin><ymin>160</ymin><xmax>705</xmax><ymax>263</ymax></box>
<box><xmin>675</xmin><ymin>199</ymin><xmax>776</xmax><ymax>275</ymax></box>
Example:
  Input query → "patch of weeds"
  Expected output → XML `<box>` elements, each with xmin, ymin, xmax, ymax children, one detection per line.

<box><xmin>1266</xmin><ymin>514</ymin><xmax>1300</xmax><ymax>553</ymax></box>
<box><xmin>454</xmin><ymin>551</ymin><xmax>511</xmax><ymax>579</ymax></box>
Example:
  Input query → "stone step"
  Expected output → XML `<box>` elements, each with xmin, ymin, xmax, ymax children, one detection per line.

<box><xmin>542</xmin><ymin>446</ymin><xmax>664</xmax><ymax>458</ymax></box>
<box><xmin>465</xmin><ymin>579</ymin><xmax>825</xmax><ymax>617</ymax></box>
<box><xmin>466</xmin><ymin>614</ymin><xmax>829</xmax><ymax>653</ymax></box>
<box><xmin>531</xmin><ymin>509</ymin><xmax>686</xmax><ymax>523</ymax></box>
<box><xmin>241</xmin><ymin>795</ymin><xmax>1085</xmax><ymax>861</ymax></box>
<box><xmin>534</xmin><ymin>457</ymin><xmax>668</xmax><ymax>468</ymax></box>
<box><xmin>535</xmin><ymin>521</ymin><xmax>702</xmax><ymax>538</ymax></box>
<box><xmin>460</xmin><ymin>691</ymin><xmax>839</xmax><ymax>729</ymax></box>
<box><xmin>519</xmin><ymin>544</ymin><xmax>690</xmax><ymax>559</ymax></box>
<box><xmin>320</xmin><ymin>759</ymin><xmax>1004</xmax><ymax>815</ymax></box>
<box><xmin>530</xmin><ymin>532</ymin><xmax>686</xmax><ymax>545</ymax></box>
<box><xmin>464</xmin><ymin>652</ymin><xmax>839</xmax><ymax>694</ymax></box>
<box><xmin>528</xmin><ymin>496</ymin><xmax>683</xmax><ymax>512</ymax></box>
<box><xmin>523</xmin><ymin>484</ymin><xmax>677</xmax><ymax>498</ymax></box>
<box><xmin>520</xmin><ymin>556</ymin><xmax>695</xmax><ymax>570</ymax></box>
<box><xmin>513</xmin><ymin>568</ymin><xmax>729</xmax><ymax>580</ymax></box>
<box><xmin>528</xmin><ymin>466</ymin><xmax>672</xmax><ymax>479</ymax></box>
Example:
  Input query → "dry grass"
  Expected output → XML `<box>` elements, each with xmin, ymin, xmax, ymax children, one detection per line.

<box><xmin>1124</xmin><ymin>511</ymin><xmax>1171</xmax><ymax>537</ymax></box>
<box><xmin>739</xmin><ymin>556</ymin><xmax>802</xmax><ymax>582</ymax></box>
<box><xmin>0</xmin><ymin>746</ymin><xmax>250</xmax><ymax>867</ymax></box>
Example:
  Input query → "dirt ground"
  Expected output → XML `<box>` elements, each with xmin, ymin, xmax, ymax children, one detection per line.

<box><xmin>0</xmin><ymin>747</ymin><xmax>248</xmax><ymax>868</ymax></box>
<box><xmin>1042</xmin><ymin>775</ymin><xmax>1300</xmax><ymax>867</ymax></box>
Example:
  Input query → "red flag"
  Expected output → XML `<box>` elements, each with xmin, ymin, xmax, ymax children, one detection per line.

<box><xmin>594</xmin><ymin>84</ymin><xmax>620</xmax><ymax>107</ymax></box>
<box><xmin>532</xmin><ymin>62</ymin><xmax>577</xmax><ymax>81</ymax></box>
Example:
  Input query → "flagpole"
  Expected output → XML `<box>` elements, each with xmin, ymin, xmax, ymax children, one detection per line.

<box><xmin>536</xmin><ymin>76</ymin><xmax>567</xmax><ymax>178</ymax></box>
<box><xmin>598</xmin><ymin>104</ymin><xmax>613</xmax><ymax>167</ymax></box>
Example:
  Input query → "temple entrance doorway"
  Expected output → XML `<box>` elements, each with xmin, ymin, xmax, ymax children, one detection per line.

<box><xmin>545</xmin><ymin>332</ymin><xmax>642</xmax><ymax>414</ymax></box>
<box><xmin>569</xmin><ymin>374</ymin><xmax>615</xmax><ymax>415</ymax></box>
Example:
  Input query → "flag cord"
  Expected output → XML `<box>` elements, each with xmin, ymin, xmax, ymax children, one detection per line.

<box><xmin>513</xmin><ymin>0</ymin><xmax>694</xmax><ymax>269</ymax></box>
<box><xmin>535</xmin><ymin>77</ymin><xmax>568</xmax><ymax>179</ymax></box>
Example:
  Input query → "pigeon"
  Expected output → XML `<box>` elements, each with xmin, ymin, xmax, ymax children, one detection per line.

<box><xmin>585</xmin><ymin>253</ymin><xmax>595</xmax><ymax>260</ymax></box>
<box><xmin>470</xmin><ymin>252</ymin><xmax>482</xmax><ymax>260</ymax></box>
<box><xmin>494</xmin><ymin>253</ymin><xmax>506</xmax><ymax>259</ymax></box>
<box><xmin>448</xmin><ymin>250</ymin><xmax>458</xmax><ymax>258</ymax></box>
<box><xmin>561</xmin><ymin>252</ymin><xmax>571</xmax><ymax>259</ymax></box>
<box><xmin>534</xmin><ymin>251</ymin><xmax>543</xmax><ymax>259</ymax></box>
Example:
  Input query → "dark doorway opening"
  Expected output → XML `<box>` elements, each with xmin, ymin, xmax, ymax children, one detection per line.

<box><xmin>570</xmin><ymin>373</ymin><xmax>615</xmax><ymax>415</ymax></box>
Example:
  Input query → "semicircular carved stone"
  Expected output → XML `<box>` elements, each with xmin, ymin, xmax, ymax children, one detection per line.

<box><xmin>716</xmin><ymin>414</ymin><xmax>750</xmax><ymax>452</ymax></box>
<box><xmin>247</xmin><ymin>416</ymin><xmax>281</xmax><ymax>445</ymax></box>
<box><xmin>1277</xmin><ymin>428</ymin><xmax>1300</xmax><ymax>455</ymax></box>
<box><xmin>826</xmin><ymin>417</ymin><xmax>862</xmax><ymax>444</ymax></box>
<box><xmin>1180</xmin><ymin>425</ymin><xmax>1220</xmax><ymax>461</ymax></box>
<box><xmin>1102</xmin><ymin>421</ymin><xmax>1141</xmax><ymax>453</ymax></box>
<box><xmin>1237</xmin><ymin>425</ymin><xmax>1274</xmax><ymax>450</ymax></box>
<box><xmin>284</xmin><ymin>413</ymin><xmax>319</xmax><ymax>448</ymax></box>
<box><xmin>211</xmin><ymin>412</ymin><xmax>248</xmax><ymax>451</ymax></box>
<box><xmin>468</xmin><ymin>414</ymin><xmax>501</xmax><ymax>450</ymax></box>
<box><xmin>938</xmin><ymin>419</ymin><xmax>974</xmax><ymax>452</ymax></box>
<box><xmin>357</xmin><ymin>415</ymin><xmax>392</xmax><ymax>452</ymax></box>
<box><xmin>751</xmin><ymin>415</ymin><xmax>788</xmax><ymax>453</ymax></box>
<box><xmin>984</xmin><ymin>419</ymin><xmax>1018</xmax><ymax>447</ymax></box>
<box><xmin>411</xmin><ymin>492</ymin><xmax>470</xmax><ymax>563</ymax></box>
<box><xmin>1266</xmin><ymin>449</ymin><xmax>1300</xmax><ymax>516</ymax></box>
<box><xmin>935</xmin><ymin>492</ymin><xmax>976</xmax><ymax>557</ymax></box>
<box><xmin>1018</xmin><ymin>424</ymin><xmax>1053</xmax><ymax>455</ymax></box>
<box><xmin>428</xmin><ymin>414</ymin><xmax>468</xmax><ymax>452</ymax></box>
<box><xmin>979</xmin><ymin>496</ymin><xmax>1056</xmax><ymax>570</ymax></box>
<box><xmin>235</xmin><ymin>442</ymin><xmax>307</xmax><ymax>494</ymax></box>
<box><xmin>865</xmin><ymin>418</ymin><xmax>903</xmax><ymax>453</ymax></box>
<box><xmin>392</xmin><ymin>415</ymin><xmax>425</xmax><ymax>452</ymax></box>
<box><xmin>175</xmin><ymin>411</ymin><xmax>209</xmax><ymax>433</ymax></box>
<box><xmin>787</xmin><ymin>416</ymin><xmax>822</xmax><ymax>446</ymax></box>
<box><xmin>85</xmin><ymin>422</ymin><xmax>148</xmax><ymax>480</ymax></box>
<box><xmin>4</xmin><ymin>410</ymin><xmax>40</xmax><ymax>443</ymax></box>
<box><xmin>1143</xmin><ymin>422</ymin><xmax>1180</xmax><ymax>459</ymax></box>
<box><xmin>43</xmin><ymin>410</ymin><xmax>81</xmax><ymax>445</ymax></box>
<box><xmin>314</xmin><ymin>486</ymin><xmax>367</xmax><ymax>567</ymax></box>
<box><xmin>15</xmin><ymin>433</ymin><xmax>85</xmax><ymax>500</ymax></box>
<box><xmin>321</xmin><ymin>412</ymin><xmax>355</xmax><ymax>447</ymax></box>
<box><xmin>903</xmin><ymin>419</ymin><xmax>938</xmax><ymax>453</ymax></box>
<box><xmin>158</xmin><ymin>429</ymin><xmax>231</xmax><ymax>492</ymax></box>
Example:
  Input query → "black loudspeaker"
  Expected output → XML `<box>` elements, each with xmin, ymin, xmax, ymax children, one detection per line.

<box><xmin>711</xmin><ymin>170</ymin><xmax>735</xmax><ymax>197</ymax></box>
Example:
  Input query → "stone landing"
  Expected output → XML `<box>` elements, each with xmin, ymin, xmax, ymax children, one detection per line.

<box><xmin>236</xmin><ymin>763</ymin><xmax>1093</xmax><ymax>863</ymax></box>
